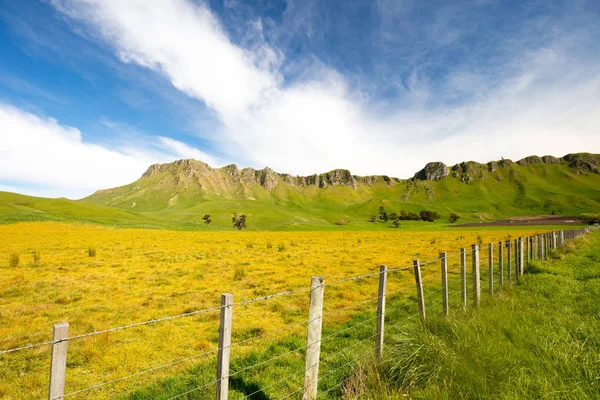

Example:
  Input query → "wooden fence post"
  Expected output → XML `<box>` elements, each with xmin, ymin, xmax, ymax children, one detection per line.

<box><xmin>303</xmin><ymin>277</ymin><xmax>324</xmax><ymax>400</ymax></box>
<box><xmin>514</xmin><ymin>239</ymin><xmax>519</xmax><ymax>278</ymax></box>
<box><xmin>515</xmin><ymin>238</ymin><xmax>520</xmax><ymax>278</ymax></box>
<box><xmin>552</xmin><ymin>232</ymin><xmax>557</xmax><ymax>250</ymax></box>
<box><xmin>498</xmin><ymin>242</ymin><xmax>503</xmax><ymax>286</ymax></box>
<box><xmin>472</xmin><ymin>245</ymin><xmax>480</xmax><ymax>307</ymax></box>
<box><xmin>461</xmin><ymin>248</ymin><xmax>467</xmax><ymax>310</ymax></box>
<box><xmin>560</xmin><ymin>230</ymin><xmax>565</xmax><ymax>247</ymax></box>
<box><xmin>519</xmin><ymin>238</ymin><xmax>524</xmax><ymax>277</ymax></box>
<box><xmin>441</xmin><ymin>253</ymin><xmax>448</xmax><ymax>317</ymax></box>
<box><xmin>530</xmin><ymin>236</ymin><xmax>534</xmax><ymax>260</ymax></box>
<box><xmin>507</xmin><ymin>240</ymin><xmax>512</xmax><ymax>282</ymax></box>
<box><xmin>375</xmin><ymin>265</ymin><xmax>387</xmax><ymax>362</ymax></box>
<box><xmin>413</xmin><ymin>259</ymin><xmax>426</xmax><ymax>321</ymax></box>
<box><xmin>216</xmin><ymin>293</ymin><xmax>233</xmax><ymax>400</ymax></box>
<box><xmin>488</xmin><ymin>244</ymin><xmax>493</xmax><ymax>295</ymax></box>
<box><xmin>48</xmin><ymin>322</ymin><xmax>69</xmax><ymax>400</ymax></box>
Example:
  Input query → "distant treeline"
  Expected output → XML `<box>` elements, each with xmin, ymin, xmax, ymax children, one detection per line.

<box><xmin>372</xmin><ymin>207</ymin><xmax>459</xmax><ymax>226</ymax></box>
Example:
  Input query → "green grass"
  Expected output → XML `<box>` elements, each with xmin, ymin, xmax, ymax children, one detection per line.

<box><xmin>2</xmin><ymin>160</ymin><xmax>599</xmax><ymax>231</ymax></box>
<box><xmin>347</xmin><ymin>231</ymin><xmax>600</xmax><ymax>399</ymax></box>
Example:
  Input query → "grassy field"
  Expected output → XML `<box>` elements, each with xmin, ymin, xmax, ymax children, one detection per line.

<box><xmin>0</xmin><ymin>222</ymin><xmax>562</xmax><ymax>399</ymax></box>
<box><xmin>343</xmin><ymin>231</ymin><xmax>600</xmax><ymax>399</ymax></box>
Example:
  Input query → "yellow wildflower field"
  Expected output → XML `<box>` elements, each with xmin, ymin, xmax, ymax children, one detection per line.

<box><xmin>0</xmin><ymin>222</ymin><xmax>551</xmax><ymax>399</ymax></box>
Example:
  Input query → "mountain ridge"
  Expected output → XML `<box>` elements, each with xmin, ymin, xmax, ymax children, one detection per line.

<box><xmin>96</xmin><ymin>152</ymin><xmax>600</xmax><ymax>197</ymax></box>
<box><xmin>1</xmin><ymin>153</ymin><xmax>599</xmax><ymax>230</ymax></box>
<box><xmin>81</xmin><ymin>152</ymin><xmax>600</xmax><ymax>223</ymax></box>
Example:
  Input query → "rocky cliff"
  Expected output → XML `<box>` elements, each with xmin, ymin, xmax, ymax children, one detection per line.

<box><xmin>411</xmin><ymin>153</ymin><xmax>600</xmax><ymax>182</ymax></box>
<box><xmin>83</xmin><ymin>152</ymin><xmax>600</xmax><ymax>213</ymax></box>
<box><xmin>140</xmin><ymin>159</ymin><xmax>399</xmax><ymax>192</ymax></box>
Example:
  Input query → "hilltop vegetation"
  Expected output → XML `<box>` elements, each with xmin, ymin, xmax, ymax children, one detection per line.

<box><xmin>1</xmin><ymin>153</ymin><xmax>599</xmax><ymax>230</ymax></box>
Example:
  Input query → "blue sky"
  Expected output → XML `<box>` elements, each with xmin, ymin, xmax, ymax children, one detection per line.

<box><xmin>0</xmin><ymin>0</ymin><xmax>599</xmax><ymax>198</ymax></box>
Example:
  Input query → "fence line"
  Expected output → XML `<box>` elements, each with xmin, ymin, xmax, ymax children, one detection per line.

<box><xmin>3</xmin><ymin>226</ymin><xmax>596</xmax><ymax>400</ymax></box>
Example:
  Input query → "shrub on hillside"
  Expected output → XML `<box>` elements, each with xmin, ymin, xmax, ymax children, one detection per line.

<box><xmin>578</xmin><ymin>213</ymin><xmax>600</xmax><ymax>225</ymax></box>
<box><xmin>378</xmin><ymin>206</ymin><xmax>389</xmax><ymax>222</ymax></box>
<box><xmin>420</xmin><ymin>210</ymin><xmax>440</xmax><ymax>222</ymax></box>
<box><xmin>398</xmin><ymin>210</ymin><xmax>420</xmax><ymax>221</ymax></box>
<box><xmin>232</xmin><ymin>213</ymin><xmax>247</xmax><ymax>230</ymax></box>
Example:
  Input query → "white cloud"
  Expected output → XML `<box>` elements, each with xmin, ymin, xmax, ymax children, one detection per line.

<box><xmin>158</xmin><ymin>136</ymin><xmax>218</xmax><ymax>164</ymax></box>
<box><xmin>49</xmin><ymin>0</ymin><xmax>600</xmax><ymax>181</ymax></box>
<box><xmin>0</xmin><ymin>104</ymin><xmax>217</xmax><ymax>199</ymax></box>
<box><xmin>51</xmin><ymin>0</ymin><xmax>280</xmax><ymax>117</ymax></box>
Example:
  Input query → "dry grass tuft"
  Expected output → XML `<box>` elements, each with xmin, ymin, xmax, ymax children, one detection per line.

<box><xmin>9</xmin><ymin>252</ymin><xmax>19</xmax><ymax>267</ymax></box>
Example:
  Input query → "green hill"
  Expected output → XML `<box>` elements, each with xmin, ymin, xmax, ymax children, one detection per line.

<box><xmin>82</xmin><ymin>153</ymin><xmax>600</xmax><ymax>228</ymax></box>
<box><xmin>0</xmin><ymin>191</ymin><xmax>170</xmax><ymax>228</ymax></box>
<box><xmin>2</xmin><ymin>153</ymin><xmax>599</xmax><ymax>230</ymax></box>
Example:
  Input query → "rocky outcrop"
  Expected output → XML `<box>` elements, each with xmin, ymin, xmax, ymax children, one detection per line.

<box><xmin>542</xmin><ymin>155</ymin><xmax>561</xmax><ymax>164</ymax></box>
<box><xmin>449</xmin><ymin>161</ymin><xmax>486</xmax><ymax>183</ymax></box>
<box><xmin>517</xmin><ymin>155</ymin><xmax>563</xmax><ymax>166</ymax></box>
<box><xmin>516</xmin><ymin>156</ymin><xmax>543</xmax><ymax>166</ymax></box>
<box><xmin>413</xmin><ymin>162</ymin><xmax>450</xmax><ymax>181</ymax></box>
<box><xmin>563</xmin><ymin>153</ymin><xmax>600</xmax><ymax>174</ymax></box>
<box><xmin>256</xmin><ymin>167</ymin><xmax>279</xmax><ymax>191</ymax></box>
<box><xmin>487</xmin><ymin>161</ymin><xmax>498</xmax><ymax>173</ymax></box>
<box><xmin>274</xmin><ymin>170</ymin><xmax>396</xmax><ymax>189</ymax></box>
<box><xmin>143</xmin><ymin>159</ymin><xmax>213</xmax><ymax>178</ymax></box>
<box><xmin>356</xmin><ymin>175</ymin><xmax>397</xmax><ymax>186</ymax></box>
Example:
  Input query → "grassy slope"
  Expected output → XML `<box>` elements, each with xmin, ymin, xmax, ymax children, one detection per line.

<box><xmin>2</xmin><ymin>162</ymin><xmax>599</xmax><ymax>231</ymax></box>
<box><xmin>349</xmin><ymin>231</ymin><xmax>600</xmax><ymax>399</ymax></box>
<box><xmin>0</xmin><ymin>191</ymin><xmax>173</xmax><ymax>229</ymax></box>
<box><xmin>81</xmin><ymin>161</ymin><xmax>600</xmax><ymax>230</ymax></box>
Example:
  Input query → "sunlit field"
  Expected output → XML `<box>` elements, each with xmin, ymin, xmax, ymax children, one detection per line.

<box><xmin>0</xmin><ymin>222</ymin><xmax>557</xmax><ymax>399</ymax></box>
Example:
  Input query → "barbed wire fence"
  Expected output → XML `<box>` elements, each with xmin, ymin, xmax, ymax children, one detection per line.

<box><xmin>0</xmin><ymin>227</ymin><xmax>596</xmax><ymax>400</ymax></box>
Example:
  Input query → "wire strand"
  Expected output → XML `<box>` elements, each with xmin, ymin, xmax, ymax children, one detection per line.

<box><xmin>61</xmin><ymin>347</ymin><xmax>219</xmax><ymax>398</ymax></box>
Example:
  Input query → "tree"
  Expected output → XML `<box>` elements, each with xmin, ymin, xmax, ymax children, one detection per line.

<box><xmin>232</xmin><ymin>213</ymin><xmax>247</xmax><ymax>230</ymax></box>
<box><xmin>407</xmin><ymin>212</ymin><xmax>420</xmax><ymax>221</ymax></box>
<box><xmin>368</xmin><ymin>214</ymin><xmax>377</xmax><ymax>223</ymax></box>
<box><xmin>378</xmin><ymin>206</ymin><xmax>389</xmax><ymax>222</ymax></box>
<box><xmin>202</xmin><ymin>214</ymin><xmax>212</xmax><ymax>224</ymax></box>
<box><xmin>391</xmin><ymin>216</ymin><xmax>400</xmax><ymax>228</ymax></box>
<box><xmin>420</xmin><ymin>210</ymin><xmax>441</xmax><ymax>222</ymax></box>
<box><xmin>449</xmin><ymin>213</ymin><xmax>460</xmax><ymax>223</ymax></box>
<box><xmin>389</xmin><ymin>212</ymin><xmax>398</xmax><ymax>222</ymax></box>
